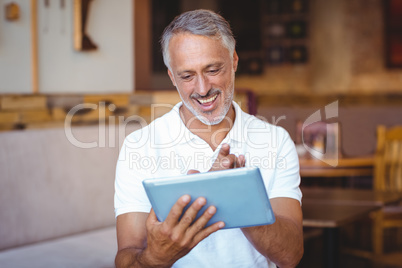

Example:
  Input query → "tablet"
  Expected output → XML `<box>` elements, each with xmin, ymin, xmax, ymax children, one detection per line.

<box><xmin>142</xmin><ymin>167</ymin><xmax>275</xmax><ymax>229</ymax></box>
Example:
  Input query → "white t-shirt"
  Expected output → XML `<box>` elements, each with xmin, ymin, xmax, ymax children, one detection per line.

<box><xmin>115</xmin><ymin>102</ymin><xmax>302</xmax><ymax>268</ymax></box>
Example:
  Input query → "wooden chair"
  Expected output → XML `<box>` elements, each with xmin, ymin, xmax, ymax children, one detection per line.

<box><xmin>372</xmin><ymin>125</ymin><xmax>402</xmax><ymax>255</ymax></box>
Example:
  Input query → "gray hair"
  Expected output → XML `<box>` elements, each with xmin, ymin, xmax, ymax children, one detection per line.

<box><xmin>160</xmin><ymin>9</ymin><xmax>236</xmax><ymax>70</ymax></box>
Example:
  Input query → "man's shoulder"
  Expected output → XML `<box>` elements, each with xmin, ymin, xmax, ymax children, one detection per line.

<box><xmin>125</xmin><ymin>104</ymin><xmax>182</xmax><ymax>143</ymax></box>
<box><xmin>240</xmin><ymin>111</ymin><xmax>287</xmax><ymax>135</ymax></box>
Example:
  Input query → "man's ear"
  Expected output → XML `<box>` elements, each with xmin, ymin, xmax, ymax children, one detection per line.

<box><xmin>167</xmin><ymin>69</ymin><xmax>176</xmax><ymax>87</ymax></box>
<box><xmin>233</xmin><ymin>51</ymin><xmax>239</xmax><ymax>72</ymax></box>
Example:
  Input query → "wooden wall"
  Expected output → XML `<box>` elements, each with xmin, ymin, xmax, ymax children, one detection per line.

<box><xmin>236</xmin><ymin>0</ymin><xmax>402</xmax><ymax>95</ymax></box>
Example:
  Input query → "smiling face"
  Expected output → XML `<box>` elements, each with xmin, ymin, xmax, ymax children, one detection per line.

<box><xmin>167</xmin><ymin>33</ymin><xmax>238</xmax><ymax>126</ymax></box>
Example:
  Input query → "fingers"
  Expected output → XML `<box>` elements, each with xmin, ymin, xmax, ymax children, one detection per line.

<box><xmin>145</xmin><ymin>196</ymin><xmax>223</xmax><ymax>264</ymax></box>
<box><xmin>164</xmin><ymin>195</ymin><xmax>222</xmax><ymax>233</ymax></box>
<box><xmin>237</xmin><ymin>154</ymin><xmax>246</xmax><ymax>168</ymax></box>
<box><xmin>164</xmin><ymin>195</ymin><xmax>214</xmax><ymax>230</ymax></box>
<box><xmin>218</xmin><ymin>143</ymin><xmax>231</xmax><ymax>157</ymax></box>
<box><xmin>162</xmin><ymin>196</ymin><xmax>223</xmax><ymax>245</ymax></box>
<box><xmin>187</xmin><ymin>206</ymin><xmax>225</xmax><ymax>248</ymax></box>
<box><xmin>211</xmin><ymin>143</ymin><xmax>231</xmax><ymax>171</ymax></box>
<box><xmin>211</xmin><ymin>143</ymin><xmax>246</xmax><ymax>171</ymax></box>
<box><xmin>187</xmin><ymin>169</ymin><xmax>200</xmax><ymax>175</ymax></box>
<box><xmin>192</xmin><ymin>221</ymin><xmax>225</xmax><ymax>247</ymax></box>
<box><xmin>176</xmin><ymin>197</ymin><xmax>207</xmax><ymax>230</ymax></box>
<box><xmin>180</xmin><ymin>203</ymin><xmax>224</xmax><ymax>247</ymax></box>
<box><xmin>164</xmin><ymin>195</ymin><xmax>191</xmax><ymax>228</ymax></box>
<box><xmin>185</xmin><ymin>205</ymin><xmax>218</xmax><ymax>233</ymax></box>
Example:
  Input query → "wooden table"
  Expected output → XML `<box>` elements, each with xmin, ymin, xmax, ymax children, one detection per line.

<box><xmin>303</xmin><ymin>202</ymin><xmax>380</xmax><ymax>228</ymax></box>
<box><xmin>302</xmin><ymin>202</ymin><xmax>380</xmax><ymax>268</ymax></box>
<box><xmin>301</xmin><ymin>187</ymin><xmax>402</xmax><ymax>267</ymax></box>
<box><xmin>302</xmin><ymin>187</ymin><xmax>402</xmax><ymax>206</ymax></box>
<box><xmin>299</xmin><ymin>157</ymin><xmax>374</xmax><ymax>178</ymax></box>
<box><xmin>302</xmin><ymin>187</ymin><xmax>402</xmax><ymax>259</ymax></box>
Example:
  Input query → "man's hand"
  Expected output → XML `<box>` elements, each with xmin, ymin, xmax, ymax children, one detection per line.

<box><xmin>116</xmin><ymin>144</ymin><xmax>243</xmax><ymax>267</ymax></box>
<box><xmin>188</xmin><ymin>143</ymin><xmax>245</xmax><ymax>175</ymax></box>
<box><xmin>138</xmin><ymin>195</ymin><xmax>225</xmax><ymax>267</ymax></box>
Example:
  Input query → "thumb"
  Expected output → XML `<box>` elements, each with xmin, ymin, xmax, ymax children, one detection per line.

<box><xmin>147</xmin><ymin>208</ymin><xmax>158</xmax><ymax>225</ymax></box>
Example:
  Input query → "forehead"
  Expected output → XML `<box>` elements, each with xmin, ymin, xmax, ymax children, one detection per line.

<box><xmin>168</xmin><ymin>33</ymin><xmax>231</xmax><ymax>70</ymax></box>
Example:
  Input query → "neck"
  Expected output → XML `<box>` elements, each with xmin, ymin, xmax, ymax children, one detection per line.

<box><xmin>180</xmin><ymin>104</ymin><xmax>235</xmax><ymax>151</ymax></box>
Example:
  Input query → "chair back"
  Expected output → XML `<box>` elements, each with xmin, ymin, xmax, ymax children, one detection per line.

<box><xmin>374</xmin><ymin>125</ymin><xmax>402</xmax><ymax>192</ymax></box>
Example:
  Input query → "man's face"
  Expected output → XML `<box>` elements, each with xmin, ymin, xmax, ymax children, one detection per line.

<box><xmin>167</xmin><ymin>33</ymin><xmax>238</xmax><ymax>126</ymax></box>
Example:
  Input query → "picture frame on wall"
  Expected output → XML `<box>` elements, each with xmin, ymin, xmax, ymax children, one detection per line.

<box><xmin>73</xmin><ymin>0</ymin><xmax>97</xmax><ymax>51</ymax></box>
<box><xmin>384</xmin><ymin>0</ymin><xmax>402</xmax><ymax>68</ymax></box>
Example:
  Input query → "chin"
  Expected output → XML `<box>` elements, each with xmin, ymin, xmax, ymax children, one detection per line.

<box><xmin>199</xmin><ymin>116</ymin><xmax>224</xmax><ymax>126</ymax></box>
<box><xmin>196</xmin><ymin>108</ymin><xmax>228</xmax><ymax>125</ymax></box>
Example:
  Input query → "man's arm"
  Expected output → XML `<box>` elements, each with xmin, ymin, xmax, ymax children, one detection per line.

<box><xmin>241</xmin><ymin>197</ymin><xmax>303</xmax><ymax>268</ymax></box>
<box><xmin>115</xmin><ymin>195</ymin><xmax>224</xmax><ymax>268</ymax></box>
<box><xmin>208</xmin><ymin>144</ymin><xmax>303</xmax><ymax>267</ymax></box>
<box><xmin>115</xmin><ymin>212</ymin><xmax>148</xmax><ymax>268</ymax></box>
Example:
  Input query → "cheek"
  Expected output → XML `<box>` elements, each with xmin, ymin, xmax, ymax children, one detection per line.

<box><xmin>176</xmin><ymin>84</ymin><xmax>193</xmax><ymax>98</ymax></box>
<box><xmin>215</xmin><ymin>73</ymin><xmax>233</xmax><ymax>90</ymax></box>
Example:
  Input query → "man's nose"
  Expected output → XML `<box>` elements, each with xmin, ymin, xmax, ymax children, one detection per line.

<box><xmin>196</xmin><ymin>75</ymin><xmax>211</xmax><ymax>96</ymax></box>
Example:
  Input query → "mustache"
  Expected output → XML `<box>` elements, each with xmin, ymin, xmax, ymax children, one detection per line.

<box><xmin>190</xmin><ymin>88</ymin><xmax>221</xmax><ymax>99</ymax></box>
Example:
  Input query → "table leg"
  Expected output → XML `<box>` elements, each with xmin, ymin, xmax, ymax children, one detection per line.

<box><xmin>323</xmin><ymin>228</ymin><xmax>340</xmax><ymax>268</ymax></box>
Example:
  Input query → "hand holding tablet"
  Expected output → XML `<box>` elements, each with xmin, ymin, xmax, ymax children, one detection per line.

<box><xmin>142</xmin><ymin>167</ymin><xmax>275</xmax><ymax>229</ymax></box>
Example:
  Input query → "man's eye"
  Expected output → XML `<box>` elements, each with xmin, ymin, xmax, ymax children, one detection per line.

<box><xmin>208</xmin><ymin>68</ymin><xmax>220</xmax><ymax>74</ymax></box>
<box><xmin>181</xmin><ymin>75</ymin><xmax>191</xmax><ymax>80</ymax></box>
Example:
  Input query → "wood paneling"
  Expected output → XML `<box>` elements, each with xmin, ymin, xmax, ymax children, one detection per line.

<box><xmin>134</xmin><ymin>0</ymin><xmax>151</xmax><ymax>90</ymax></box>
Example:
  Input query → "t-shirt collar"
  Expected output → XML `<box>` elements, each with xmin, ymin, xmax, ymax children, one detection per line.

<box><xmin>169</xmin><ymin>101</ymin><xmax>246</xmax><ymax>145</ymax></box>
<box><xmin>225</xmin><ymin>101</ymin><xmax>246</xmax><ymax>144</ymax></box>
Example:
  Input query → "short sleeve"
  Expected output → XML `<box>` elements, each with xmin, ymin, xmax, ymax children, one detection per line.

<box><xmin>268</xmin><ymin>127</ymin><xmax>302</xmax><ymax>203</ymax></box>
<box><xmin>114</xmin><ymin>136</ymin><xmax>152</xmax><ymax>217</ymax></box>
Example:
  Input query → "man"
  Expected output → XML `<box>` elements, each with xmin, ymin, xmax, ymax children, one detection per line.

<box><xmin>115</xmin><ymin>9</ymin><xmax>303</xmax><ymax>268</ymax></box>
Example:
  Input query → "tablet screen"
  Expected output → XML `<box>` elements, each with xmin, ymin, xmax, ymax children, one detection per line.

<box><xmin>142</xmin><ymin>167</ymin><xmax>275</xmax><ymax>229</ymax></box>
